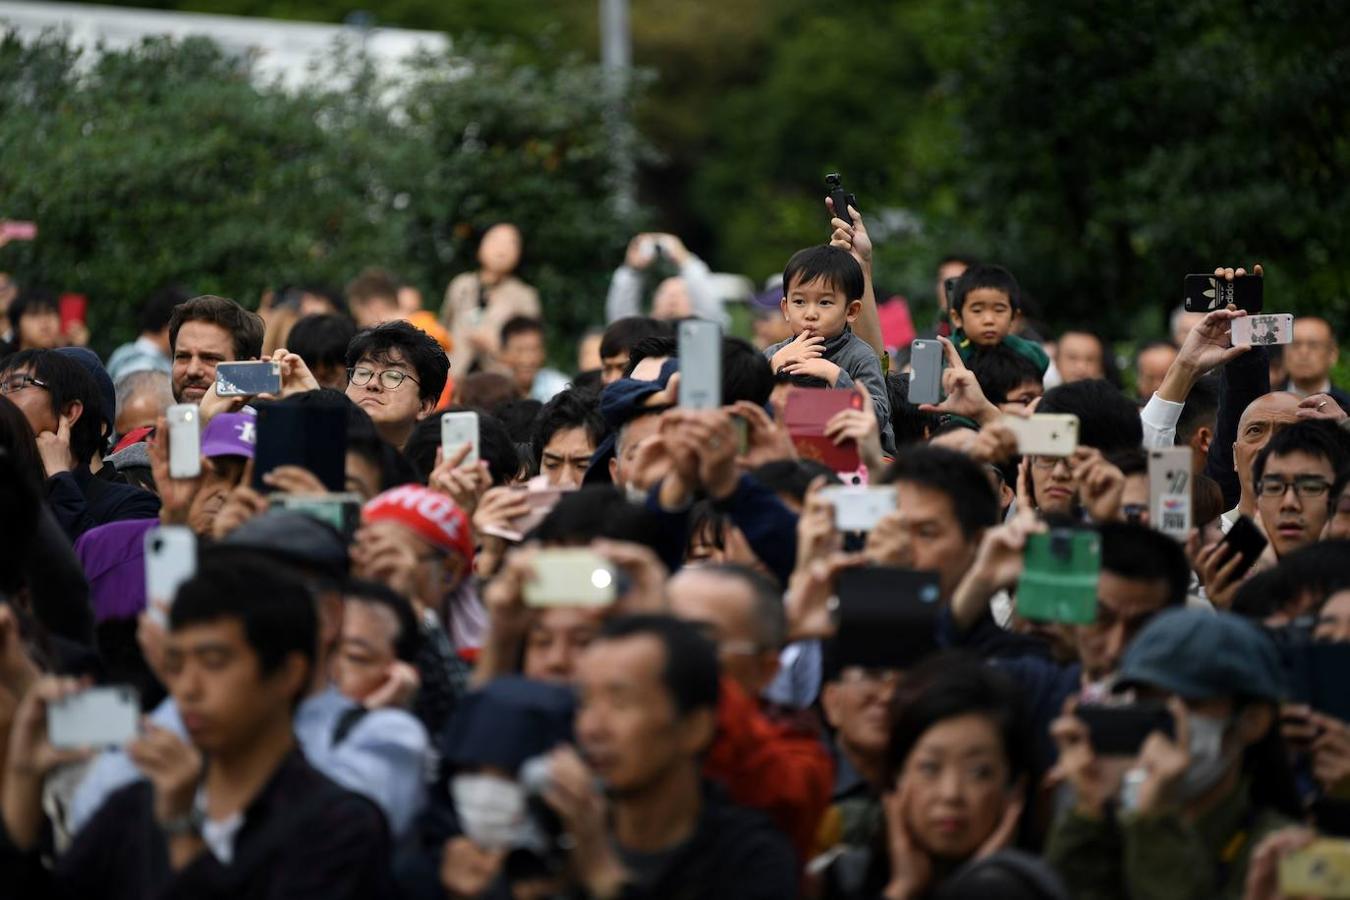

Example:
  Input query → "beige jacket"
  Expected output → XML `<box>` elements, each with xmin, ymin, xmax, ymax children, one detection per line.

<box><xmin>439</xmin><ymin>272</ymin><xmax>540</xmax><ymax>375</ymax></box>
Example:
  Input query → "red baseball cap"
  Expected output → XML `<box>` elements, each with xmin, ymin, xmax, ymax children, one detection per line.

<box><xmin>362</xmin><ymin>485</ymin><xmax>473</xmax><ymax>564</ymax></box>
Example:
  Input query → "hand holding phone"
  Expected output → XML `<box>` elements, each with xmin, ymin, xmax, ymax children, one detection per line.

<box><xmin>1231</xmin><ymin>313</ymin><xmax>1294</xmax><ymax>346</ymax></box>
<box><xmin>1183</xmin><ymin>267</ymin><xmax>1263</xmax><ymax>314</ymax></box>
<box><xmin>1281</xmin><ymin>839</ymin><xmax>1350</xmax><ymax>898</ymax></box>
<box><xmin>522</xmin><ymin>549</ymin><xmax>617</xmax><ymax>607</ymax></box>
<box><xmin>166</xmin><ymin>403</ymin><xmax>202</xmax><ymax>479</ymax></box>
<box><xmin>908</xmin><ymin>340</ymin><xmax>943</xmax><ymax>406</ymax></box>
<box><xmin>441</xmin><ymin>411</ymin><xmax>480</xmax><ymax>467</ymax></box>
<box><xmin>1001</xmin><ymin>413</ymin><xmax>1079</xmax><ymax>458</ymax></box>
<box><xmin>677</xmin><ymin>320</ymin><xmax>722</xmax><ymax>410</ymax></box>
<box><xmin>819</xmin><ymin>485</ymin><xmax>897</xmax><ymax>532</ymax></box>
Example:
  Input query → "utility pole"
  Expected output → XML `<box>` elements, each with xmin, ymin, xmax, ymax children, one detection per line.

<box><xmin>599</xmin><ymin>0</ymin><xmax>635</xmax><ymax>220</ymax></box>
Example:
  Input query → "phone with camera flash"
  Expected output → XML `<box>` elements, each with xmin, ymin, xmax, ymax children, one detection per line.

<box><xmin>908</xmin><ymin>340</ymin><xmax>943</xmax><ymax>406</ymax></box>
<box><xmin>1001</xmin><ymin>413</ymin><xmax>1079</xmax><ymax>458</ymax></box>
<box><xmin>48</xmin><ymin>686</ymin><xmax>140</xmax><ymax>748</ymax></box>
<box><xmin>1148</xmin><ymin>447</ymin><xmax>1191</xmax><ymax>540</ymax></box>
<box><xmin>523</xmin><ymin>549</ymin><xmax>617</xmax><ymax>608</ymax></box>
<box><xmin>677</xmin><ymin>319</ymin><xmax>722</xmax><ymax>410</ymax></box>
<box><xmin>166</xmin><ymin>403</ymin><xmax>201</xmax><ymax>479</ymax></box>
<box><xmin>145</xmin><ymin>525</ymin><xmax>196</xmax><ymax>626</ymax></box>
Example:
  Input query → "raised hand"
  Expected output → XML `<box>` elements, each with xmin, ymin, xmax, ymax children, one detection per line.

<box><xmin>916</xmin><ymin>336</ymin><xmax>1000</xmax><ymax>425</ymax></box>
<box><xmin>36</xmin><ymin>413</ymin><xmax>76</xmax><ymax>476</ymax></box>
<box><xmin>149</xmin><ymin>415</ymin><xmax>203</xmax><ymax>526</ymax></box>
<box><xmin>827</xmin><ymin>199</ymin><xmax>872</xmax><ymax>268</ymax></box>
<box><xmin>770</xmin><ymin>331</ymin><xmax>826</xmax><ymax>373</ymax></box>
<box><xmin>824</xmin><ymin>381</ymin><xmax>885</xmax><ymax>478</ymax></box>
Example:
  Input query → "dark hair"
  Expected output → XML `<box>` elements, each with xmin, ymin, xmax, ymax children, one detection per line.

<box><xmin>1252</xmin><ymin>420</ymin><xmax>1350</xmax><ymax>492</ymax></box>
<box><xmin>345</xmin><ymin>320</ymin><xmax>449</xmax><ymax>405</ymax></box>
<box><xmin>403</xmin><ymin>408</ymin><xmax>520</xmax><ymax>487</ymax></box>
<box><xmin>344</xmin><ymin>577</ymin><xmax>422</xmax><ymax>663</ymax></box>
<box><xmin>774</xmin><ymin>371</ymin><xmax>831</xmax><ymax>389</ymax></box>
<box><xmin>137</xmin><ymin>285</ymin><xmax>193</xmax><ymax>334</ymax></box>
<box><xmin>571</xmin><ymin>369</ymin><xmax>602</xmax><ymax>395</ymax></box>
<box><xmin>886</xmin><ymin>372</ymin><xmax>940</xmax><ymax>447</ymax></box>
<box><xmin>886</xmin><ymin>653</ymin><xmax>1031</xmax><ymax>786</ymax></box>
<box><xmin>599</xmin><ymin>317</ymin><xmax>672</xmax><ymax>361</ymax></box>
<box><xmin>286</xmin><ymin>314</ymin><xmax>357</xmax><ymax>375</ymax></box>
<box><xmin>530</xmin><ymin>389</ymin><xmax>606</xmax><ymax>468</ymax></box>
<box><xmin>1098</xmin><ymin>521</ymin><xmax>1190</xmax><ymax>607</ymax></box>
<box><xmin>881</xmin><ymin>445</ymin><xmax>999</xmax><ymax>539</ymax></box>
<box><xmin>1037</xmin><ymin>380</ymin><xmax>1142</xmax><ymax>455</ymax></box>
<box><xmin>1281</xmin><ymin>539</ymin><xmax>1350</xmax><ymax>612</ymax></box>
<box><xmin>951</xmin><ymin>264</ymin><xmax>1021</xmax><ymax>314</ymax></box>
<box><xmin>782</xmin><ymin>245</ymin><xmax>864</xmax><ymax>302</ymax></box>
<box><xmin>0</xmin><ymin>349</ymin><xmax>105</xmax><ymax>463</ymax></box>
<box><xmin>692</xmin><ymin>563</ymin><xmax>788</xmax><ymax>649</ymax></box>
<box><xmin>170</xmin><ymin>550</ymin><xmax>317</xmax><ymax>689</ymax></box>
<box><xmin>598</xmin><ymin>615</ymin><xmax>720</xmax><ymax>717</ymax></box>
<box><xmin>0</xmin><ymin>396</ymin><xmax>46</xmax><ymax>492</ymax></box>
<box><xmin>500</xmin><ymin>315</ymin><xmax>544</xmax><ymax>346</ymax></box>
<box><xmin>6</xmin><ymin>286</ymin><xmax>58</xmax><ymax>332</ymax></box>
<box><xmin>497</xmin><ymin>398</ymin><xmax>544</xmax><ymax>444</ymax></box>
<box><xmin>1135</xmin><ymin>338</ymin><xmax>1178</xmax><ymax>361</ymax></box>
<box><xmin>1193</xmin><ymin>472</ymin><xmax>1225</xmax><ymax>528</ymax></box>
<box><xmin>533</xmin><ymin>484</ymin><xmax>665</xmax><ymax>550</ymax></box>
<box><xmin>623</xmin><ymin>335</ymin><xmax>677</xmax><ymax>377</ymax></box>
<box><xmin>1105</xmin><ymin>446</ymin><xmax>1147</xmax><ymax>478</ymax></box>
<box><xmin>750</xmin><ymin>459</ymin><xmax>842</xmax><ymax>504</ymax></box>
<box><xmin>1175</xmin><ymin>375</ymin><xmax>1220</xmax><ymax>445</ymax></box>
<box><xmin>968</xmin><ymin>344</ymin><xmax>1043</xmax><ymax>406</ymax></box>
<box><xmin>168</xmin><ymin>295</ymin><xmax>265</xmax><ymax>362</ymax></box>
<box><xmin>346</xmin><ymin>268</ymin><xmax>400</xmax><ymax>307</ymax></box>
<box><xmin>722</xmin><ymin>336</ymin><xmax>774</xmax><ymax>406</ymax></box>
<box><xmin>938</xmin><ymin>252</ymin><xmax>979</xmax><ymax>270</ymax></box>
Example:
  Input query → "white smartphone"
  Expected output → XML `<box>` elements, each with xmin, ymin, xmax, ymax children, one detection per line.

<box><xmin>677</xmin><ymin>319</ymin><xmax>722</xmax><ymax>410</ymax></box>
<box><xmin>144</xmin><ymin>526</ymin><xmax>196</xmax><ymax>626</ymax></box>
<box><xmin>1001</xmin><ymin>413</ymin><xmax>1079</xmax><ymax>457</ymax></box>
<box><xmin>908</xmin><ymin>340</ymin><xmax>943</xmax><ymax>406</ymax></box>
<box><xmin>441</xmin><ymin>411</ymin><xmax>480</xmax><ymax>467</ymax></box>
<box><xmin>522</xmin><ymin>549</ymin><xmax>617</xmax><ymax>608</ymax></box>
<box><xmin>166</xmin><ymin>403</ymin><xmax>201</xmax><ymax>479</ymax></box>
<box><xmin>1148</xmin><ymin>447</ymin><xmax>1192</xmax><ymax>540</ymax></box>
<box><xmin>1231</xmin><ymin>313</ymin><xmax>1294</xmax><ymax>346</ymax></box>
<box><xmin>819</xmin><ymin>485</ymin><xmax>898</xmax><ymax>532</ymax></box>
<box><xmin>47</xmin><ymin>685</ymin><xmax>139</xmax><ymax>748</ymax></box>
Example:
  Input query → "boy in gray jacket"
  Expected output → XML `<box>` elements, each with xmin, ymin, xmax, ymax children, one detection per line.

<box><xmin>764</xmin><ymin>245</ymin><xmax>895</xmax><ymax>454</ymax></box>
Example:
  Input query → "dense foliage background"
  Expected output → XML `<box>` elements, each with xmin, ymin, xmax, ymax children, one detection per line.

<box><xmin>8</xmin><ymin>0</ymin><xmax>1350</xmax><ymax>358</ymax></box>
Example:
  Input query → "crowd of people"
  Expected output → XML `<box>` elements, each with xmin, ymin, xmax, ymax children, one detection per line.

<box><xmin>1</xmin><ymin>197</ymin><xmax>1349</xmax><ymax>900</ymax></box>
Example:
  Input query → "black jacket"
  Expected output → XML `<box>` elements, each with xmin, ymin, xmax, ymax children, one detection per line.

<box><xmin>3</xmin><ymin>749</ymin><xmax>394</xmax><ymax>899</ymax></box>
<box><xmin>46</xmin><ymin>464</ymin><xmax>160</xmax><ymax>542</ymax></box>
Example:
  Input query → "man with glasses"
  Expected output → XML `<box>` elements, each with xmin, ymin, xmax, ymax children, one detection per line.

<box><xmin>1252</xmin><ymin>420</ymin><xmax>1350</xmax><ymax>559</ymax></box>
<box><xmin>343</xmin><ymin>320</ymin><xmax>449</xmax><ymax>448</ymax></box>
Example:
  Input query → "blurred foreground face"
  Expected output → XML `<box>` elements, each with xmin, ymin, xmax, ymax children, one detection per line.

<box><xmin>575</xmin><ymin>634</ymin><xmax>690</xmax><ymax>793</ymax></box>
<box><xmin>1136</xmin><ymin>344</ymin><xmax>1177</xmax><ymax>400</ymax></box>
<box><xmin>334</xmin><ymin>599</ymin><xmax>400</xmax><ymax>703</ymax></box>
<box><xmin>891</xmin><ymin>481</ymin><xmax>981</xmax><ymax>600</ymax></box>
<box><xmin>577</xmin><ymin>333</ymin><xmax>603</xmax><ymax>373</ymax></box>
<box><xmin>1056</xmin><ymin>332</ymin><xmax>1104</xmax><ymax>383</ymax></box>
<box><xmin>523</xmin><ymin>607</ymin><xmax>602</xmax><ymax>683</ymax></box>
<box><xmin>897</xmin><ymin>712</ymin><xmax>1011</xmax><ymax>861</ymax></box>
<box><xmin>1072</xmin><ymin>571</ymin><xmax>1170</xmax><ymax>683</ymax></box>
<box><xmin>1286</xmin><ymin>318</ymin><xmax>1337</xmax><ymax>386</ymax></box>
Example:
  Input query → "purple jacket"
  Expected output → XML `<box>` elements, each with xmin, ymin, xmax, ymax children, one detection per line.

<box><xmin>74</xmin><ymin>519</ymin><xmax>156</xmax><ymax>623</ymax></box>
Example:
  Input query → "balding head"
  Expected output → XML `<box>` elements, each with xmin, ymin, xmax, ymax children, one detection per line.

<box><xmin>666</xmin><ymin>564</ymin><xmax>785</xmax><ymax>698</ymax></box>
<box><xmin>1234</xmin><ymin>391</ymin><xmax>1302</xmax><ymax>508</ymax></box>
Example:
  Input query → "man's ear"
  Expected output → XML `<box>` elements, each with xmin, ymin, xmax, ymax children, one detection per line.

<box><xmin>679</xmin><ymin>706</ymin><xmax>718</xmax><ymax>757</ymax></box>
<box><xmin>417</xmin><ymin>397</ymin><xmax>438</xmax><ymax>420</ymax></box>
<box><xmin>1232</xmin><ymin>442</ymin><xmax>1239</xmax><ymax>474</ymax></box>
<box><xmin>1236</xmin><ymin>703</ymin><xmax>1274</xmax><ymax>748</ymax></box>
<box><xmin>60</xmin><ymin>399</ymin><xmax>84</xmax><ymax>428</ymax></box>
<box><xmin>845</xmin><ymin>299</ymin><xmax>863</xmax><ymax>323</ymax></box>
<box><xmin>277</xmin><ymin>651</ymin><xmax>311</xmax><ymax>703</ymax></box>
<box><xmin>819</xmin><ymin>682</ymin><xmax>843</xmax><ymax>729</ymax></box>
<box><xmin>949</xmin><ymin>305</ymin><xmax>962</xmax><ymax>327</ymax></box>
<box><xmin>608</xmin><ymin>456</ymin><xmax>619</xmax><ymax>484</ymax></box>
<box><xmin>1192</xmin><ymin>426</ymin><xmax>1213</xmax><ymax>457</ymax></box>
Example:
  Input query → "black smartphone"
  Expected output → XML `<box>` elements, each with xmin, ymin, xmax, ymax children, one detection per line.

<box><xmin>1183</xmin><ymin>273</ymin><xmax>1263</xmax><ymax>314</ymax></box>
<box><xmin>1220</xmin><ymin>515</ymin><xmax>1268</xmax><ymax>580</ymax></box>
<box><xmin>1075</xmin><ymin>702</ymin><xmax>1175</xmax><ymax>756</ymax></box>
<box><xmin>825</xmin><ymin>173</ymin><xmax>858</xmax><ymax>223</ymax></box>
<box><xmin>252</xmin><ymin>403</ymin><xmax>347</xmax><ymax>493</ymax></box>
<box><xmin>1287</xmin><ymin>642</ymin><xmax>1350</xmax><ymax>725</ymax></box>
<box><xmin>834</xmin><ymin>567</ymin><xmax>941</xmax><ymax>670</ymax></box>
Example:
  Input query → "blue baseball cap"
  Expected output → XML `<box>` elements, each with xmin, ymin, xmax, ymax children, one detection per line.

<box><xmin>56</xmin><ymin>346</ymin><xmax>115</xmax><ymax>437</ymax></box>
<box><xmin>1114</xmin><ymin>608</ymin><xmax>1285</xmax><ymax>702</ymax></box>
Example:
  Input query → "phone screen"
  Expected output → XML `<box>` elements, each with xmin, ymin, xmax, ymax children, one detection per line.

<box><xmin>216</xmin><ymin>361</ymin><xmax>282</xmax><ymax>397</ymax></box>
<box><xmin>48</xmin><ymin>686</ymin><xmax>140</xmax><ymax>748</ymax></box>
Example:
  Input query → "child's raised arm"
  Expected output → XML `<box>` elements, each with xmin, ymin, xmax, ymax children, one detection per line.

<box><xmin>827</xmin><ymin>198</ymin><xmax>883</xmax><ymax>359</ymax></box>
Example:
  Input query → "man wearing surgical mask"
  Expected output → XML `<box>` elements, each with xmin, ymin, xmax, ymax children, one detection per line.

<box><xmin>1046</xmin><ymin>609</ymin><xmax>1302</xmax><ymax>899</ymax></box>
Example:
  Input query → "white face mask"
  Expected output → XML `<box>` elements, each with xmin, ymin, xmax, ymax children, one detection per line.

<box><xmin>451</xmin><ymin>774</ymin><xmax>530</xmax><ymax>850</ymax></box>
<box><xmin>1176</xmin><ymin>713</ymin><xmax>1236</xmax><ymax>801</ymax></box>
<box><xmin>623</xmin><ymin>482</ymin><xmax>648</xmax><ymax>505</ymax></box>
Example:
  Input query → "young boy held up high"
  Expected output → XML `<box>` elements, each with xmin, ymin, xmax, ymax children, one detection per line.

<box><xmin>764</xmin><ymin>245</ymin><xmax>895</xmax><ymax>453</ymax></box>
<box><xmin>948</xmin><ymin>264</ymin><xmax>1049</xmax><ymax>375</ymax></box>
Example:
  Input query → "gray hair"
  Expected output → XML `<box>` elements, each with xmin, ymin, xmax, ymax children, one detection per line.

<box><xmin>114</xmin><ymin>369</ymin><xmax>173</xmax><ymax>423</ymax></box>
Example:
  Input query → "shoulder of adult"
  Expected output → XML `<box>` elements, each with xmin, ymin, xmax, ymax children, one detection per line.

<box><xmin>342</xmin><ymin>706</ymin><xmax>430</xmax><ymax>753</ymax></box>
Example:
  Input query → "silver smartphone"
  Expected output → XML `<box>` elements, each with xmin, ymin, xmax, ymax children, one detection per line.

<box><xmin>1001</xmin><ymin>413</ymin><xmax>1079</xmax><ymax>457</ymax></box>
<box><xmin>677</xmin><ymin>319</ymin><xmax>722</xmax><ymax>410</ymax></box>
<box><xmin>215</xmin><ymin>360</ymin><xmax>281</xmax><ymax>397</ymax></box>
<box><xmin>166</xmin><ymin>403</ymin><xmax>201</xmax><ymax>479</ymax></box>
<box><xmin>909</xmin><ymin>340</ymin><xmax>942</xmax><ymax>406</ymax></box>
<box><xmin>1148</xmin><ymin>447</ymin><xmax>1192</xmax><ymax>540</ymax></box>
<box><xmin>522</xmin><ymin>549</ymin><xmax>617</xmax><ymax>608</ymax></box>
<box><xmin>441</xmin><ymin>411</ymin><xmax>480</xmax><ymax>467</ymax></box>
<box><xmin>819</xmin><ymin>485</ymin><xmax>898</xmax><ymax>531</ymax></box>
<box><xmin>1230</xmin><ymin>313</ymin><xmax>1294</xmax><ymax>346</ymax></box>
<box><xmin>48</xmin><ymin>686</ymin><xmax>139</xmax><ymax>748</ymax></box>
<box><xmin>144</xmin><ymin>526</ymin><xmax>196</xmax><ymax>626</ymax></box>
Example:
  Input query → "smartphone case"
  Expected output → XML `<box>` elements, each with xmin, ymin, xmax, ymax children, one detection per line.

<box><xmin>252</xmin><ymin>403</ymin><xmax>347</xmax><ymax>493</ymax></box>
<box><xmin>59</xmin><ymin>293</ymin><xmax>87</xmax><ymax>334</ymax></box>
<box><xmin>1001</xmin><ymin>413</ymin><xmax>1079</xmax><ymax>458</ymax></box>
<box><xmin>441</xmin><ymin>412</ymin><xmax>480</xmax><ymax>467</ymax></box>
<box><xmin>1280</xmin><ymin>840</ymin><xmax>1350</xmax><ymax>899</ymax></box>
<box><xmin>835</xmin><ymin>567</ymin><xmax>941</xmax><ymax>670</ymax></box>
<box><xmin>270</xmin><ymin>493</ymin><xmax>364</xmax><ymax>542</ymax></box>
<box><xmin>216</xmin><ymin>361</ymin><xmax>282</xmax><ymax>397</ymax></box>
<box><xmin>1220</xmin><ymin>515</ymin><xmax>1268</xmax><ymax>580</ymax></box>
<box><xmin>784</xmin><ymin>387</ymin><xmax>864</xmax><ymax>472</ymax></box>
<box><xmin>144</xmin><ymin>526</ymin><xmax>196</xmax><ymax>625</ymax></box>
<box><xmin>1148</xmin><ymin>447</ymin><xmax>1191</xmax><ymax>541</ymax></box>
<box><xmin>48</xmin><ymin>686</ymin><xmax>140</xmax><ymax>748</ymax></box>
<box><xmin>677</xmin><ymin>320</ymin><xmax>723</xmax><ymax>410</ymax></box>
<box><xmin>909</xmin><ymin>340</ymin><xmax>943</xmax><ymax>406</ymax></box>
<box><xmin>1017</xmin><ymin>529</ymin><xmax>1101</xmax><ymax>624</ymax></box>
<box><xmin>1231</xmin><ymin>313</ymin><xmax>1294</xmax><ymax>346</ymax></box>
<box><xmin>1183</xmin><ymin>273</ymin><xmax>1263</xmax><ymax>314</ymax></box>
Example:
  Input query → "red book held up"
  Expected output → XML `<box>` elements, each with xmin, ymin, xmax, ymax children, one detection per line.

<box><xmin>784</xmin><ymin>387</ymin><xmax>862</xmax><ymax>472</ymax></box>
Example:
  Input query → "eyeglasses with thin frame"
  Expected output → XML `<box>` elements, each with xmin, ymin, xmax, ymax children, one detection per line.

<box><xmin>0</xmin><ymin>374</ymin><xmax>48</xmax><ymax>395</ymax></box>
<box><xmin>1031</xmin><ymin>455</ymin><xmax>1071</xmax><ymax>471</ymax></box>
<box><xmin>347</xmin><ymin>366</ymin><xmax>420</xmax><ymax>391</ymax></box>
<box><xmin>1257</xmin><ymin>475</ymin><xmax>1332</xmax><ymax>499</ymax></box>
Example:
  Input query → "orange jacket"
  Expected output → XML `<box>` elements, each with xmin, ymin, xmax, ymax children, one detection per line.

<box><xmin>703</xmin><ymin>676</ymin><xmax>835</xmax><ymax>864</ymax></box>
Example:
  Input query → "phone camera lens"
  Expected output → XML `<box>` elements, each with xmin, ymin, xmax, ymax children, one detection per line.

<box><xmin>152</xmin><ymin>539</ymin><xmax>163</xmax><ymax>552</ymax></box>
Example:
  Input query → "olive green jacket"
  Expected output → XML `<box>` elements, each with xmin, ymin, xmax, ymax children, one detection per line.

<box><xmin>1045</xmin><ymin>780</ymin><xmax>1292</xmax><ymax>900</ymax></box>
